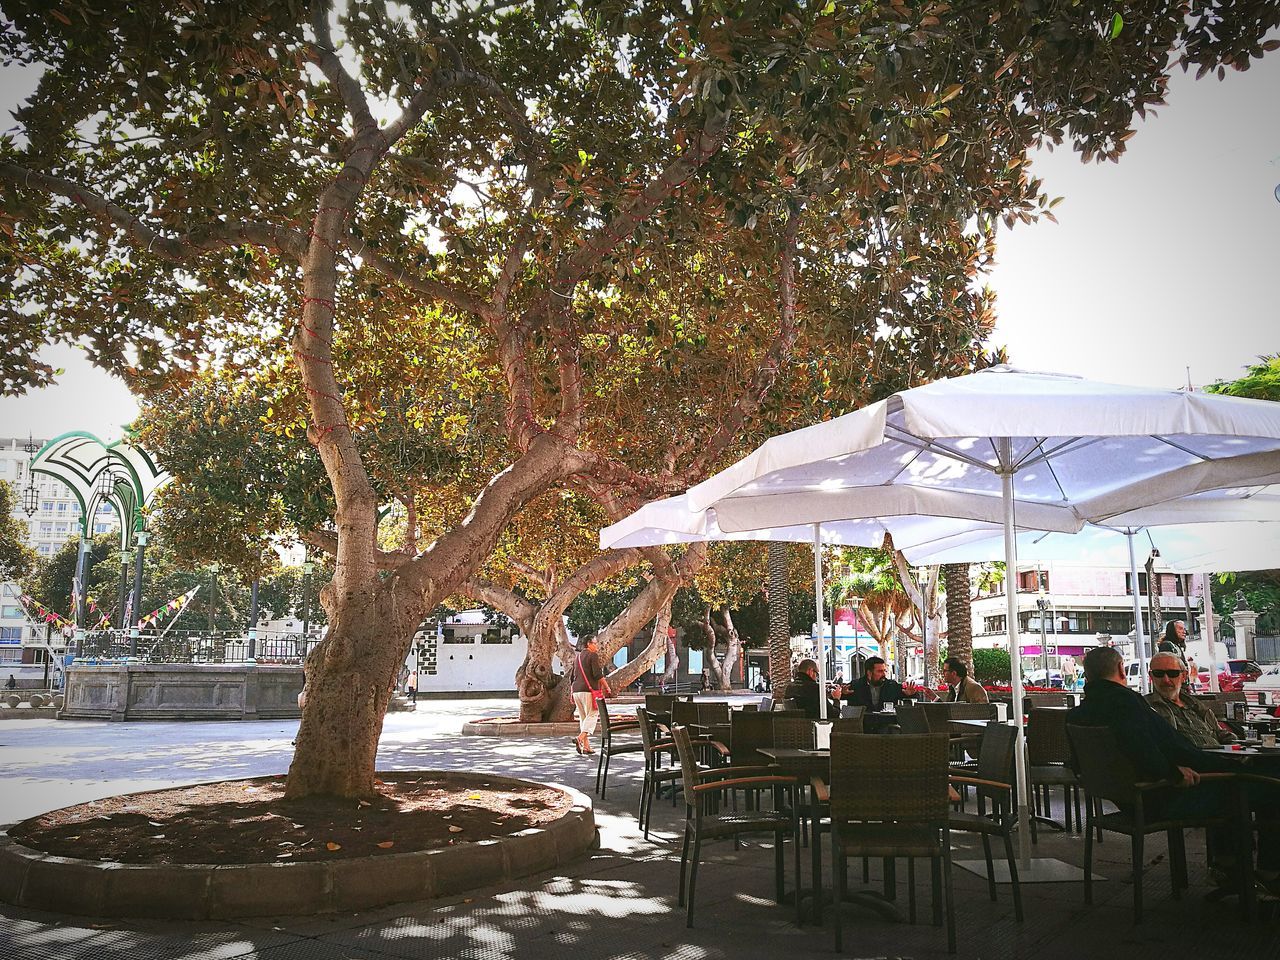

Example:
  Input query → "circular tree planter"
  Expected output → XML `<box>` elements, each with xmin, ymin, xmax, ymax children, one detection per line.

<box><xmin>462</xmin><ymin>717</ymin><xmax>580</xmax><ymax>737</ymax></box>
<box><xmin>0</xmin><ymin>772</ymin><xmax>594</xmax><ymax>919</ymax></box>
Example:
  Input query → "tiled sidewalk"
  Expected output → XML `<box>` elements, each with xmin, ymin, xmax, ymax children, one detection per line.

<box><xmin>1</xmin><ymin>704</ymin><xmax>1276</xmax><ymax>959</ymax></box>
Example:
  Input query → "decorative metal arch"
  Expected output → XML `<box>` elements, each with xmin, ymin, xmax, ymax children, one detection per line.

<box><xmin>31</xmin><ymin>430</ymin><xmax>169</xmax><ymax>548</ymax></box>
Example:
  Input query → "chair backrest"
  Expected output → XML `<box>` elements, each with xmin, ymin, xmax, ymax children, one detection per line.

<box><xmin>645</xmin><ymin>694</ymin><xmax>677</xmax><ymax>714</ymax></box>
<box><xmin>832</xmin><ymin>715</ymin><xmax>864</xmax><ymax>735</ymax></box>
<box><xmin>759</xmin><ymin>696</ymin><xmax>773</xmax><ymax>712</ymax></box>
<box><xmin>730</xmin><ymin>711</ymin><xmax>778</xmax><ymax>765</ymax></box>
<box><xmin>671</xmin><ymin>700</ymin><xmax>699</xmax><ymax>726</ymax></box>
<box><xmin>1026</xmin><ymin>707</ymin><xmax>1072</xmax><ymax>764</ymax></box>
<box><xmin>772</xmin><ymin>698</ymin><xmax>800</xmax><ymax>712</ymax></box>
<box><xmin>697</xmin><ymin>701</ymin><xmax>731</xmax><ymax>725</ymax></box>
<box><xmin>1201</xmin><ymin>692</ymin><xmax>1247</xmax><ymax>719</ymax></box>
<box><xmin>973</xmin><ymin>722</ymin><xmax>1018</xmax><ymax>806</ymax></box>
<box><xmin>839</xmin><ymin>704</ymin><xmax>866</xmax><ymax>722</ymax></box>
<box><xmin>1065</xmin><ymin>723</ymin><xmax>1143</xmax><ymax>807</ymax></box>
<box><xmin>770</xmin><ymin>708</ymin><xmax>806</xmax><ymax>720</ymax></box>
<box><xmin>829</xmin><ymin>733</ymin><xmax>950</xmax><ymax>824</ymax></box>
<box><xmin>671</xmin><ymin>725</ymin><xmax>703</xmax><ymax>804</ymax></box>
<box><xmin>1025</xmin><ymin>692</ymin><xmax>1073</xmax><ymax>710</ymax></box>
<box><xmin>945</xmin><ymin>702</ymin><xmax>999</xmax><ymax>721</ymax></box>
<box><xmin>771</xmin><ymin>716</ymin><xmax>817</xmax><ymax>750</ymax></box>
<box><xmin>895</xmin><ymin>704</ymin><xmax>932</xmax><ymax>734</ymax></box>
<box><xmin>637</xmin><ymin>708</ymin><xmax>663</xmax><ymax>758</ymax></box>
<box><xmin>919</xmin><ymin>703</ymin><xmax>954</xmax><ymax>730</ymax></box>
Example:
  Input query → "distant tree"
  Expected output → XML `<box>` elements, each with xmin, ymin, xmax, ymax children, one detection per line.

<box><xmin>0</xmin><ymin>481</ymin><xmax>36</xmax><ymax>585</ymax></box>
<box><xmin>1207</xmin><ymin>355</ymin><xmax>1280</xmax><ymax>403</ymax></box>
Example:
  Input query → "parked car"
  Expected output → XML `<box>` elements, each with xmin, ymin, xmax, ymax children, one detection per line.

<box><xmin>1026</xmin><ymin>669</ymin><xmax>1065</xmax><ymax>689</ymax></box>
<box><xmin>1216</xmin><ymin>659</ymin><xmax>1264</xmax><ymax>692</ymax></box>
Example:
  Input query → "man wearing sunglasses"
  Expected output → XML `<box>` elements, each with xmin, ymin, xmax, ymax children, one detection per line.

<box><xmin>1145</xmin><ymin>652</ymin><xmax>1233</xmax><ymax>748</ymax></box>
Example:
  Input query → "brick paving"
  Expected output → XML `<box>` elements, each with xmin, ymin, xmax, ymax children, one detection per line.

<box><xmin>1</xmin><ymin>701</ymin><xmax>1276</xmax><ymax>959</ymax></box>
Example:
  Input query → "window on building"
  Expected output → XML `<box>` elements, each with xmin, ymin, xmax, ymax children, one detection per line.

<box><xmin>38</xmin><ymin>543</ymin><xmax>53</xmax><ymax>555</ymax></box>
<box><xmin>1</xmin><ymin>606</ymin><xmax>21</xmax><ymax>620</ymax></box>
<box><xmin>0</xmin><ymin>649</ymin><xmax>22</xmax><ymax>663</ymax></box>
<box><xmin>1124</xmin><ymin>572</ymin><xmax>1151</xmax><ymax>596</ymax></box>
<box><xmin>54</xmin><ymin>523</ymin><xmax>68</xmax><ymax>535</ymax></box>
<box><xmin>982</xmin><ymin>615</ymin><xmax>1006</xmax><ymax>634</ymax></box>
<box><xmin>56</xmin><ymin>502</ymin><xmax>68</xmax><ymax>514</ymax></box>
<box><xmin>39</xmin><ymin>523</ymin><xmax>52</xmax><ymax>536</ymax></box>
<box><xmin>441</xmin><ymin>628</ymin><xmax>473</xmax><ymax>644</ymax></box>
<box><xmin>41</xmin><ymin>501</ymin><xmax>54</xmax><ymax>513</ymax></box>
<box><xmin>94</xmin><ymin>523</ymin><xmax>110</xmax><ymax>534</ymax></box>
<box><xmin>480</xmin><ymin>627</ymin><xmax>513</xmax><ymax>644</ymax></box>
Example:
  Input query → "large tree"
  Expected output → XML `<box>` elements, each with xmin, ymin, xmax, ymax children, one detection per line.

<box><xmin>0</xmin><ymin>480</ymin><xmax>36</xmax><ymax>585</ymax></box>
<box><xmin>4</xmin><ymin>1</ymin><xmax>1275</xmax><ymax>798</ymax></box>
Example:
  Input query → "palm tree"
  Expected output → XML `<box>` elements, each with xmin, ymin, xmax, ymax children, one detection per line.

<box><xmin>943</xmin><ymin>563</ymin><xmax>973</xmax><ymax>671</ymax></box>
<box><xmin>766</xmin><ymin>542</ymin><xmax>791</xmax><ymax>691</ymax></box>
<box><xmin>829</xmin><ymin>549</ymin><xmax>914</xmax><ymax>678</ymax></box>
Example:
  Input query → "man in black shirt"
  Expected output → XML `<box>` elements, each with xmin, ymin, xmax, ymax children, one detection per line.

<box><xmin>784</xmin><ymin>659</ymin><xmax>841</xmax><ymax>720</ymax></box>
<box><xmin>1068</xmin><ymin>646</ymin><xmax>1280</xmax><ymax>880</ymax></box>
<box><xmin>843</xmin><ymin>656</ymin><xmax>909</xmax><ymax>713</ymax></box>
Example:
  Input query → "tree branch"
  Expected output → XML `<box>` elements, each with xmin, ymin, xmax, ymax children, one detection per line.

<box><xmin>678</xmin><ymin>207</ymin><xmax>803</xmax><ymax>477</ymax></box>
<box><xmin>348</xmin><ymin>236</ymin><xmax>494</xmax><ymax>319</ymax></box>
<box><xmin>0</xmin><ymin>163</ymin><xmax>308</xmax><ymax>262</ymax></box>
<box><xmin>308</xmin><ymin>3</ymin><xmax>378</xmax><ymax>135</ymax></box>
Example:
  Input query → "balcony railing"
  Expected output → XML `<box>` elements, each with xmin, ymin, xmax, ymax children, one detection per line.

<box><xmin>68</xmin><ymin>629</ymin><xmax>324</xmax><ymax>665</ymax></box>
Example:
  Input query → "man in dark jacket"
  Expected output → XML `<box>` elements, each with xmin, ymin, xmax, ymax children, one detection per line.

<box><xmin>784</xmin><ymin>659</ymin><xmax>841</xmax><ymax>720</ymax></box>
<box><xmin>842</xmin><ymin>656</ymin><xmax>909</xmax><ymax>713</ymax></box>
<box><xmin>1068</xmin><ymin>645</ymin><xmax>1280</xmax><ymax>881</ymax></box>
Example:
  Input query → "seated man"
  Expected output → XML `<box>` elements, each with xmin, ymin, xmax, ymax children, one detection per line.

<box><xmin>1145</xmin><ymin>651</ymin><xmax>1232</xmax><ymax>748</ymax></box>
<box><xmin>941</xmin><ymin>656</ymin><xmax>989</xmax><ymax>704</ymax></box>
<box><xmin>1068</xmin><ymin>646</ymin><xmax>1280</xmax><ymax>890</ymax></box>
<box><xmin>783</xmin><ymin>658</ymin><xmax>841</xmax><ymax>720</ymax></box>
<box><xmin>843</xmin><ymin>656</ymin><xmax>909</xmax><ymax>713</ymax></box>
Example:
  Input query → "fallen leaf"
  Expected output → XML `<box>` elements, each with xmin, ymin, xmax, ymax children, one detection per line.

<box><xmin>326</xmin><ymin>842</ymin><xmax>342</xmax><ymax>851</ymax></box>
<box><xmin>448</xmin><ymin>825</ymin><xmax>463</xmax><ymax>833</ymax></box>
<box><xmin>358</xmin><ymin>800</ymin><xmax>371</xmax><ymax>808</ymax></box>
<box><xmin>376</xmin><ymin>841</ymin><xmax>394</xmax><ymax>849</ymax></box>
<box><xmin>276</xmin><ymin>852</ymin><xmax>293</xmax><ymax>859</ymax></box>
<box><xmin>150</xmin><ymin>834</ymin><xmax>165</xmax><ymax>839</ymax></box>
<box><xmin>467</xmin><ymin>794</ymin><xmax>482</xmax><ymax>800</ymax></box>
<box><xmin>278</xmin><ymin>841</ymin><xmax>296</xmax><ymax>847</ymax></box>
<box><xmin>148</xmin><ymin>821</ymin><xmax>164</xmax><ymax>827</ymax></box>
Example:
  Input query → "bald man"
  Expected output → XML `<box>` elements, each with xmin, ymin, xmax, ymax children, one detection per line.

<box><xmin>1144</xmin><ymin>652</ymin><xmax>1232</xmax><ymax>749</ymax></box>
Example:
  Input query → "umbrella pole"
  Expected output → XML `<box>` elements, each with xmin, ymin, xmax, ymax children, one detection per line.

<box><xmin>1203</xmin><ymin>573</ymin><xmax>1221</xmax><ymax>694</ymax></box>
<box><xmin>814</xmin><ymin>524</ymin><xmax>828</xmax><ymax>720</ymax></box>
<box><xmin>998</xmin><ymin>439</ymin><xmax>1032</xmax><ymax>866</ymax></box>
<box><xmin>1126</xmin><ymin>531</ymin><xmax>1151</xmax><ymax>695</ymax></box>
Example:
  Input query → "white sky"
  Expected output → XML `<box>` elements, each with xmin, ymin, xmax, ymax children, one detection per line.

<box><xmin>0</xmin><ymin>50</ymin><xmax>1276</xmax><ymax>444</ymax></box>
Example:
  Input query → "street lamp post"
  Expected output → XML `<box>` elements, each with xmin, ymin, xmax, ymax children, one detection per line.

<box><xmin>207</xmin><ymin>563</ymin><xmax>219</xmax><ymax>637</ymax></box>
<box><xmin>117</xmin><ymin>548</ymin><xmax>134</xmax><ymax>631</ymax></box>
<box><xmin>1036</xmin><ymin>589</ymin><xmax>1051</xmax><ymax>684</ymax></box>
<box><xmin>301</xmin><ymin>560</ymin><xmax>315</xmax><ymax>654</ymax></box>
<box><xmin>247</xmin><ymin>578</ymin><xmax>260</xmax><ymax>660</ymax></box>
<box><xmin>128</xmin><ymin>530</ymin><xmax>149</xmax><ymax>658</ymax></box>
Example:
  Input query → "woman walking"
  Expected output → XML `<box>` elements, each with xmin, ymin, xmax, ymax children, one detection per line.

<box><xmin>572</xmin><ymin>634</ymin><xmax>611</xmax><ymax>755</ymax></box>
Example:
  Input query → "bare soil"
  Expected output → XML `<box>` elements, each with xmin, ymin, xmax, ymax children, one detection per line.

<box><xmin>9</xmin><ymin>772</ymin><xmax>573</xmax><ymax>866</ymax></box>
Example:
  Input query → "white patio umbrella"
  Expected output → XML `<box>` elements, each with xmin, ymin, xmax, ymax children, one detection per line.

<box><xmin>679</xmin><ymin>366</ymin><xmax>1280</xmax><ymax>868</ymax></box>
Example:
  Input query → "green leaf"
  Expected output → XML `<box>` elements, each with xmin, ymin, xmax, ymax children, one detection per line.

<box><xmin>1109</xmin><ymin>14</ymin><xmax>1123</xmax><ymax>40</ymax></box>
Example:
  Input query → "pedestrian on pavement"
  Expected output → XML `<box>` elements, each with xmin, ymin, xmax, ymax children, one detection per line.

<box><xmin>572</xmin><ymin>634</ymin><xmax>610</xmax><ymax>756</ymax></box>
<box><xmin>5</xmin><ymin>674</ymin><xmax>14</xmax><ymax>691</ymax></box>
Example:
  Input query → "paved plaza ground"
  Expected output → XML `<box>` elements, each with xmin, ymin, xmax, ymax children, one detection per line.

<box><xmin>1</xmin><ymin>699</ymin><xmax>1278</xmax><ymax>959</ymax></box>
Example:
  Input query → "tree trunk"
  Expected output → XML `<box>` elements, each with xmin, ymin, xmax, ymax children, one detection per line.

<box><xmin>943</xmin><ymin>563</ymin><xmax>973</xmax><ymax>671</ymax></box>
<box><xmin>701</xmin><ymin>606</ymin><xmax>727</xmax><ymax>690</ymax></box>
<box><xmin>767</xmin><ymin>541</ymin><xmax>791</xmax><ymax>691</ymax></box>
<box><xmin>608</xmin><ymin>601</ymin><xmax>672</xmax><ymax>691</ymax></box>
<box><xmin>719</xmin><ymin>607</ymin><xmax>742</xmax><ymax>690</ymax></box>
<box><xmin>661</xmin><ymin>621</ymin><xmax>680</xmax><ymax>690</ymax></box>
<box><xmin>285</xmin><ymin>585</ymin><xmax>427</xmax><ymax>798</ymax></box>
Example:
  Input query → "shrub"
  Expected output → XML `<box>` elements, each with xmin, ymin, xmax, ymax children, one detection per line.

<box><xmin>972</xmin><ymin>648</ymin><xmax>1012</xmax><ymax>684</ymax></box>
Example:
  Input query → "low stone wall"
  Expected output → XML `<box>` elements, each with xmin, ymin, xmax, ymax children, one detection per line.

<box><xmin>60</xmin><ymin>662</ymin><xmax>304</xmax><ymax>722</ymax></box>
<box><xmin>0</xmin><ymin>778</ymin><xmax>595</xmax><ymax>919</ymax></box>
<box><xmin>462</xmin><ymin>718</ymin><xmax>580</xmax><ymax>737</ymax></box>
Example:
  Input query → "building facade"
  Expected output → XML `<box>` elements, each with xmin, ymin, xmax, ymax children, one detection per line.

<box><xmin>970</xmin><ymin>563</ymin><xmax>1207</xmax><ymax>678</ymax></box>
<box><xmin>0</xmin><ymin>437</ymin><xmax>121</xmax><ymax>682</ymax></box>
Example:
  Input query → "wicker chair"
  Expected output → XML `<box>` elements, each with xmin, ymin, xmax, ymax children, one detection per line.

<box><xmin>827</xmin><ymin>733</ymin><xmax>956</xmax><ymax>953</ymax></box>
<box><xmin>636</xmin><ymin>708</ymin><xmax>684</xmax><ymax>838</ymax></box>
<box><xmin>1024</xmin><ymin>692</ymin><xmax>1074</xmax><ymax>710</ymax></box>
<box><xmin>1066</xmin><ymin>723</ymin><xmax>1244</xmax><ymax>922</ymax></box>
<box><xmin>773</xmin><ymin>697</ymin><xmax>801</xmax><ymax>712</ymax></box>
<box><xmin>945</xmin><ymin>703</ymin><xmax>999</xmax><ymax>721</ymax></box>
<box><xmin>1026</xmin><ymin>707</ymin><xmax>1082</xmax><ymax>838</ymax></box>
<box><xmin>948</xmin><ymin>722</ymin><xmax>1024</xmax><ymax>920</ymax></box>
<box><xmin>671</xmin><ymin>700</ymin><xmax>700</xmax><ymax>727</ymax></box>
<box><xmin>729</xmin><ymin>711</ymin><xmax>779</xmax><ymax>766</ymax></box>
<box><xmin>595</xmin><ymin>698</ymin><xmax>643</xmax><ymax>799</ymax></box>
<box><xmin>895</xmin><ymin>705</ymin><xmax>932</xmax><ymax>734</ymax></box>
<box><xmin>839</xmin><ymin>703</ymin><xmax>866</xmax><ymax>723</ymax></box>
<box><xmin>832</xmin><ymin>713</ymin><xmax>864</xmax><ymax>735</ymax></box>
<box><xmin>645</xmin><ymin>694</ymin><xmax>678</xmax><ymax>728</ymax></box>
<box><xmin>672</xmin><ymin>725</ymin><xmax>802</xmax><ymax>927</ymax></box>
